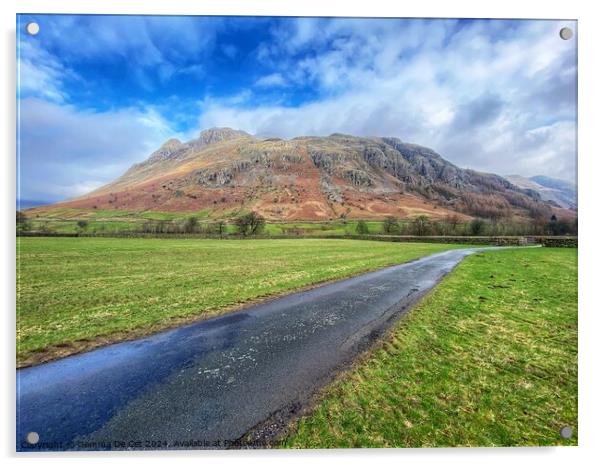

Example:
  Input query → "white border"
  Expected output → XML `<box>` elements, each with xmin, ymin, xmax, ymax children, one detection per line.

<box><xmin>2</xmin><ymin>1</ymin><xmax>600</xmax><ymax>465</ymax></box>
<box><xmin>3</xmin><ymin>0</ymin><xmax>584</xmax><ymax>19</ymax></box>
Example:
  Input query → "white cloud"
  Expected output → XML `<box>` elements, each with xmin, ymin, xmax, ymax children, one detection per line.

<box><xmin>17</xmin><ymin>17</ymin><xmax>577</xmax><ymax>206</ymax></box>
<box><xmin>49</xmin><ymin>181</ymin><xmax>105</xmax><ymax>198</ymax></box>
<box><xmin>18</xmin><ymin>98</ymin><xmax>182</xmax><ymax>202</ymax></box>
<box><xmin>23</xmin><ymin>15</ymin><xmax>229</xmax><ymax>94</ymax></box>
<box><xmin>18</xmin><ymin>40</ymin><xmax>75</xmax><ymax>102</ymax></box>
<box><xmin>200</xmin><ymin>19</ymin><xmax>577</xmax><ymax>181</ymax></box>
<box><xmin>255</xmin><ymin>73</ymin><xmax>287</xmax><ymax>88</ymax></box>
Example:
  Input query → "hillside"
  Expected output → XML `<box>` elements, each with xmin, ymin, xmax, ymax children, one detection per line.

<box><xmin>35</xmin><ymin>128</ymin><xmax>563</xmax><ymax>222</ymax></box>
<box><xmin>505</xmin><ymin>175</ymin><xmax>576</xmax><ymax>210</ymax></box>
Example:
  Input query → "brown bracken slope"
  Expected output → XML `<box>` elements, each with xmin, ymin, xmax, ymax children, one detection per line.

<box><xmin>39</xmin><ymin>128</ymin><xmax>565</xmax><ymax>222</ymax></box>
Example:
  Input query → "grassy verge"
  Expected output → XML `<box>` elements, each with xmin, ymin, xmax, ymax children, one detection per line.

<box><xmin>285</xmin><ymin>247</ymin><xmax>577</xmax><ymax>447</ymax></box>
<box><xmin>16</xmin><ymin>238</ymin><xmax>466</xmax><ymax>366</ymax></box>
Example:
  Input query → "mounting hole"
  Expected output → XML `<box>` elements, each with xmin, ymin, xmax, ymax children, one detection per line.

<box><xmin>25</xmin><ymin>22</ymin><xmax>40</xmax><ymax>36</ymax></box>
<box><xmin>26</xmin><ymin>431</ymin><xmax>39</xmax><ymax>444</ymax></box>
<box><xmin>560</xmin><ymin>426</ymin><xmax>573</xmax><ymax>439</ymax></box>
<box><xmin>559</xmin><ymin>27</ymin><xmax>573</xmax><ymax>40</ymax></box>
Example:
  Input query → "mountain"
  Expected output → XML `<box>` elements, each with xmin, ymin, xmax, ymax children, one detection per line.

<box><xmin>38</xmin><ymin>128</ymin><xmax>567</xmax><ymax>222</ymax></box>
<box><xmin>505</xmin><ymin>175</ymin><xmax>576</xmax><ymax>210</ymax></box>
<box><xmin>530</xmin><ymin>176</ymin><xmax>577</xmax><ymax>208</ymax></box>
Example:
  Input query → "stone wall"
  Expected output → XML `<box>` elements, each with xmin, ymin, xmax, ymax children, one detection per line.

<box><xmin>537</xmin><ymin>237</ymin><xmax>578</xmax><ymax>248</ymax></box>
<box><xmin>314</xmin><ymin>235</ymin><xmax>577</xmax><ymax>247</ymax></box>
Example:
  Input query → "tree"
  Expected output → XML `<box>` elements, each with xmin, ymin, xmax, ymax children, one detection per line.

<box><xmin>547</xmin><ymin>214</ymin><xmax>559</xmax><ymax>235</ymax></box>
<box><xmin>77</xmin><ymin>220</ymin><xmax>89</xmax><ymax>230</ymax></box>
<box><xmin>547</xmin><ymin>214</ymin><xmax>572</xmax><ymax>236</ymax></box>
<box><xmin>432</xmin><ymin>221</ymin><xmax>448</xmax><ymax>236</ymax></box>
<box><xmin>216</xmin><ymin>221</ymin><xmax>226</xmax><ymax>237</ymax></box>
<box><xmin>382</xmin><ymin>216</ymin><xmax>399</xmax><ymax>235</ymax></box>
<box><xmin>203</xmin><ymin>221</ymin><xmax>226</xmax><ymax>236</ymax></box>
<box><xmin>397</xmin><ymin>221</ymin><xmax>408</xmax><ymax>235</ymax></box>
<box><xmin>211</xmin><ymin>220</ymin><xmax>226</xmax><ymax>236</ymax></box>
<box><xmin>235</xmin><ymin>212</ymin><xmax>265</xmax><ymax>236</ymax></box>
<box><xmin>16</xmin><ymin>211</ymin><xmax>31</xmax><ymax>232</ymax></box>
<box><xmin>469</xmin><ymin>218</ymin><xmax>486</xmax><ymax>236</ymax></box>
<box><xmin>444</xmin><ymin>214</ymin><xmax>460</xmax><ymax>235</ymax></box>
<box><xmin>411</xmin><ymin>215</ymin><xmax>430</xmax><ymax>236</ymax></box>
<box><xmin>531</xmin><ymin>212</ymin><xmax>548</xmax><ymax>235</ymax></box>
<box><xmin>183</xmin><ymin>216</ymin><xmax>199</xmax><ymax>233</ymax></box>
<box><xmin>356</xmin><ymin>220</ymin><xmax>369</xmax><ymax>235</ymax></box>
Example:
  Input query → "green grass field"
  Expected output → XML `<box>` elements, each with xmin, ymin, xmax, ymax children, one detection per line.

<box><xmin>285</xmin><ymin>247</ymin><xmax>577</xmax><ymax>447</ymax></box>
<box><xmin>25</xmin><ymin>207</ymin><xmax>387</xmax><ymax>235</ymax></box>
<box><xmin>16</xmin><ymin>237</ymin><xmax>466</xmax><ymax>366</ymax></box>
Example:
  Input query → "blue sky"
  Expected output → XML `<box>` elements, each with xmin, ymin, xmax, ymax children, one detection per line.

<box><xmin>17</xmin><ymin>15</ymin><xmax>577</xmax><ymax>204</ymax></box>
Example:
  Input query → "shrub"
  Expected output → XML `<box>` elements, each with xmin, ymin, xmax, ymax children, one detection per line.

<box><xmin>469</xmin><ymin>218</ymin><xmax>486</xmax><ymax>235</ymax></box>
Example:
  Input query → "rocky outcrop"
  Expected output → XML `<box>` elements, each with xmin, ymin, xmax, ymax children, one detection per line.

<box><xmin>191</xmin><ymin>127</ymin><xmax>252</xmax><ymax>148</ymax></box>
<box><xmin>146</xmin><ymin>138</ymin><xmax>187</xmax><ymax>163</ymax></box>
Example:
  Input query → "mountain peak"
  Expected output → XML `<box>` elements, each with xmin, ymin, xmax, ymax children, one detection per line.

<box><xmin>146</xmin><ymin>138</ymin><xmax>186</xmax><ymax>164</ymax></box>
<box><xmin>161</xmin><ymin>137</ymin><xmax>183</xmax><ymax>147</ymax></box>
<box><xmin>197</xmin><ymin>127</ymin><xmax>252</xmax><ymax>146</ymax></box>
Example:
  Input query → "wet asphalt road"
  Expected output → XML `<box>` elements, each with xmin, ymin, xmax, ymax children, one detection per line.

<box><xmin>17</xmin><ymin>247</ymin><xmax>496</xmax><ymax>451</ymax></box>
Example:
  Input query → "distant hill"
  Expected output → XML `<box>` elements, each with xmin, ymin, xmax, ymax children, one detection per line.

<box><xmin>505</xmin><ymin>175</ymin><xmax>576</xmax><ymax>209</ymax></box>
<box><xmin>17</xmin><ymin>199</ymin><xmax>51</xmax><ymax>209</ymax></box>
<box><xmin>32</xmin><ymin>128</ymin><xmax>569</xmax><ymax>222</ymax></box>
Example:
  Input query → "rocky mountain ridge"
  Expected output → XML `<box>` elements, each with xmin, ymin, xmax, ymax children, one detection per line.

<box><xmin>505</xmin><ymin>175</ymin><xmax>576</xmax><ymax>210</ymax></box>
<box><xmin>43</xmin><ymin>128</ymin><xmax>567</xmax><ymax>222</ymax></box>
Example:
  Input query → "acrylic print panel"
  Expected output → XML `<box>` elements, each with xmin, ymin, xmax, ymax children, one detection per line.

<box><xmin>16</xmin><ymin>14</ymin><xmax>577</xmax><ymax>451</ymax></box>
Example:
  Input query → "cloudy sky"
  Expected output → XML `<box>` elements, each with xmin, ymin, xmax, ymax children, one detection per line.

<box><xmin>17</xmin><ymin>15</ymin><xmax>577</xmax><ymax>205</ymax></box>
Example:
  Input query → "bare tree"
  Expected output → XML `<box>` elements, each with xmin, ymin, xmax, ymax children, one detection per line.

<box><xmin>235</xmin><ymin>212</ymin><xmax>265</xmax><ymax>236</ymax></box>
<box><xmin>445</xmin><ymin>214</ymin><xmax>460</xmax><ymax>235</ymax></box>
<box><xmin>216</xmin><ymin>220</ymin><xmax>226</xmax><ymax>237</ymax></box>
<box><xmin>411</xmin><ymin>215</ymin><xmax>430</xmax><ymax>236</ymax></box>
<box><xmin>382</xmin><ymin>216</ymin><xmax>399</xmax><ymax>235</ymax></box>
